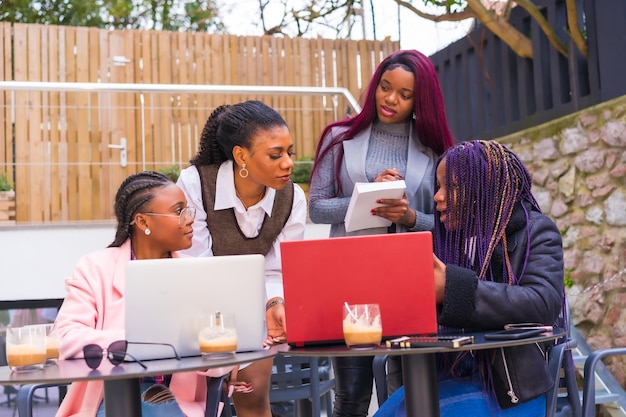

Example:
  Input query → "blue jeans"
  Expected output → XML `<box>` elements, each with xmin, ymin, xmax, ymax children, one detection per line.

<box><xmin>96</xmin><ymin>382</ymin><xmax>185</xmax><ymax>417</ymax></box>
<box><xmin>374</xmin><ymin>379</ymin><xmax>546</xmax><ymax>417</ymax></box>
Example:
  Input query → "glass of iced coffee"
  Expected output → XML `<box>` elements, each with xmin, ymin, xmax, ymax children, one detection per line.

<box><xmin>5</xmin><ymin>325</ymin><xmax>47</xmax><ymax>372</ymax></box>
<box><xmin>342</xmin><ymin>303</ymin><xmax>382</xmax><ymax>349</ymax></box>
<box><xmin>42</xmin><ymin>323</ymin><xmax>60</xmax><ymax>364</ymax></box>
<box><xmin>198</xmin><ymin>312</ymin><xmax>237</xmax><ymax>358</ymax></box>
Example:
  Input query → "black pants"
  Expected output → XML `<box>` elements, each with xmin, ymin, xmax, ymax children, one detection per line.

<box><xmin>332</xmin><ymin>356</ymin><xmax>404</xmax><ymax>417</ymax></box>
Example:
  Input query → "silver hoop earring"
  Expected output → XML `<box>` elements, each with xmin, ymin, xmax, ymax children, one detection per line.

<box><xmin>145</xmin><ymin>228</ymin><xmax>151</xmax><ymax>236</ymax></box>
<box><xmin>412</xmin><ymin>112</ymin><xmax>416</xmax><ymax>120</ymax></box>
<box><xmin>239</xmin><ymin>163</ymin><xmax>249</xmax><ymax>178</ymax></box>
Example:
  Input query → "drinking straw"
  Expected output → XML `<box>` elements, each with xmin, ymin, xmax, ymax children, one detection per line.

<box><xmin>344</xmin><ymin>302</ymin><xmax>358</xmax><ymax>321</ymax></box>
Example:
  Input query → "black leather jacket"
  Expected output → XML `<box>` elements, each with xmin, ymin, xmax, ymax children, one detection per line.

<box><xmin>438</xmin><ymin>205</ymin><xmax>564</xmax><ymax>408</ymax></box>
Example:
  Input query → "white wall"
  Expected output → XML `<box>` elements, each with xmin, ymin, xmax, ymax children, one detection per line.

<box><xmin>0</xmin><ymin>223</ymin><xmax>116</xmax><ymax>300</ymax></box>
<box><xmin>0</xmin><ymin>222</ymin><xmax>330</xmax><ymax>301</ymax></box>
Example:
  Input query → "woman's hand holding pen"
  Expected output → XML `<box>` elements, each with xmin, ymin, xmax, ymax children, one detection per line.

<box><xmin>374</xmin><ymin>168</ymin><xmax>403</xmax><ymax>182</ymax></box>
<box><xmin>372</xmin><ymin>168</ymin><xmax>416</xmax><ymax>228</ymax></box>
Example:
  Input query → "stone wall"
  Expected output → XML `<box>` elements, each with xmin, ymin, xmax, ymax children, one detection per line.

<box><xmin>497</xmin><ymin>95</ymin><xmax>626</xmax><ymax>385</ymax></box>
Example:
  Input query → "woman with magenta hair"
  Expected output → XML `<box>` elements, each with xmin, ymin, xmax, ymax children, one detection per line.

<box><xmin>308</xmin><ymin>49</ymin><xmax>454</xmax><ymax>416</ymax></box>
<box><xmin>375</xmin><ymin>140</ymin><xmax>564</xmax><ymax>417</ymax></box>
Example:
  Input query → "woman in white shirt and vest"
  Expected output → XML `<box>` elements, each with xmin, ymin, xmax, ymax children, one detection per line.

<box><xmin>177</xmin><ymin>100</ymin><xmax>307</xmax><ymax>417</ymax></box>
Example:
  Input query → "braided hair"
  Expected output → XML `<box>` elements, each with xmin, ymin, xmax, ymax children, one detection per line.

<box><xmin>190</xmin><ymin>100</ymin><xmax>288</xmax><ymax>166</ymax></box>
<box><xmin>109</xmin><ymin>171</ymin><xmax>173</xmax><ymax>247</ymax></box>
<box><xmin>433</xmin><ymin>140</ymin><xmax>540</xmax><ymax>285</ymax></box>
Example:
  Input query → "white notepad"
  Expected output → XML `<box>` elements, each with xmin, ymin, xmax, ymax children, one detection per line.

<box><xmin>344</xmin><ymin>180</ymin><xmax>407</xmax><ymax>232</ymax></box>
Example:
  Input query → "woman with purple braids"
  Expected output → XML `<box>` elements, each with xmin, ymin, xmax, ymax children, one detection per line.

<box><xmin>309</xmin><ymin>49</ymin><xmax>454</xmax><ymax>416</ymax></box>
<box><xmin>375</xmin><ymin>140</ymin><xmax>564</xmax><ymax>417</ymax></box>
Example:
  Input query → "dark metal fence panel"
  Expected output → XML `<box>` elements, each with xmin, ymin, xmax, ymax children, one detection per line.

<box><xmin>430</xmin><ymin>0</ymin><xmax>624</xmax><ymax>142</ymax></box>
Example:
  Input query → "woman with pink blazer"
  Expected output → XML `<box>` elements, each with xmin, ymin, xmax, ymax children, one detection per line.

<box><xmin>54</xmin><ymin>171</ymin><xmax>227</xmax><ymax>417</ymax></box>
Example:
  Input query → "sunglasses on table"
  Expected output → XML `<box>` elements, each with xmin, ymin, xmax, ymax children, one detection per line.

<box><xmin>82</xmin><ymin>340</ymin><xmax>181</xmax><ymax>370</ymax></box>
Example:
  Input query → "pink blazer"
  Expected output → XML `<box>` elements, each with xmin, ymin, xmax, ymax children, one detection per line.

<box><xmin>54</xmin><ymin>240</ymin><xmax>216</xmax><ymax>417</ymax></box>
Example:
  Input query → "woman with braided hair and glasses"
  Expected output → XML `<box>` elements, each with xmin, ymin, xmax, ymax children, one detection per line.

<box><xmin>54</xmin><ymin>171</ymin><xmax>225</xmax><ymax>417</ymax></box>
<box><xmin>176</xmin><ymin>100</ymin><xmax>307</xmax><ymax>417</ymax></box>
<box><xmin>375</xmin><ymin>140</ymin><xmax>564</xmax><ymax>417</ymax></box>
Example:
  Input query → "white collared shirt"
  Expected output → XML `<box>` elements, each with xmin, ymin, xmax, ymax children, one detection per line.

<box><xmin>177</xmin><ymin>160</ymin><xmax>307</xmax><ymax>300</ymax></box>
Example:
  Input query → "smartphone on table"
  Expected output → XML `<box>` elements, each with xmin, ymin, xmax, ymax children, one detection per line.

<box><xmin>484</xmin><ymin>327</ymin><xmax>546</xmax><ymax>341</ymax></box>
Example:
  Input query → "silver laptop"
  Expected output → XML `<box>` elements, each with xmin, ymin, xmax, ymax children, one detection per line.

<box><xmin>124</xmin><ymin>254</ymin><xmax>266</xmax><ymax>360</ymax></box>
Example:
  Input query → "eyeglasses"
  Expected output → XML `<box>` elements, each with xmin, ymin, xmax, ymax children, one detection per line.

<box><xmin>134</xmin><ymin>207</ymin><xmax>196</xmax><ymax>228</ymax></box>
<box><xmin>82</xmin><ymin>340</ymin><xmax>181</xmax><ymax>370</ymax></box>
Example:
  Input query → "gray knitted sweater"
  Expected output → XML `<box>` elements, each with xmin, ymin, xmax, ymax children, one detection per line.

<box><xmin>309</xmin><ymin>120</ymin><xmax>434</xmax><ymax>232</ymax></box>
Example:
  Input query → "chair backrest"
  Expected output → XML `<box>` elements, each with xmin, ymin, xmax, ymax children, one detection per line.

<box><xmin>546</xmin><ymin>299</ymin><xmax>582</xmax><ymax>417</ymax></box>
<box><xmin>581</xmin><ymin>348</ymin><xmax>626</xmax><ymax>417</ymax></box>
<box><xmin>269</xmin><ymin>355</ymin><xmax>334</xmax><ymax>403</ymax></box>
<box><xmin>219</xmin><ymin>355</ymin><xmax>334</xmax><ymax>417</ymax></box>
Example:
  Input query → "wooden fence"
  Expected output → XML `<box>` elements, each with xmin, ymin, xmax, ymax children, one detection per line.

<box><xmin>0</xmin><ymin>22</ymin><xmax>398</xmax><ymax>223</ymax></box>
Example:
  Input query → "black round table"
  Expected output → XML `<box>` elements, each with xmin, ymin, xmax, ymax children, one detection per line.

<box><xmin>280</xmin><ymin>328</ymin><xmax>566</xmax><ymax>417</ymax></box>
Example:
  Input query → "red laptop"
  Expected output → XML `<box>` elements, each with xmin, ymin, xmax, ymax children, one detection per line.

<box><xmin>280</xmin><ymin>232</ymin><xmax>437</xmax><ymax>347</ymax></box>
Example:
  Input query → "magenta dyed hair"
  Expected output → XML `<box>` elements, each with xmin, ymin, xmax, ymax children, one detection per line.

<box><xmin>311</xmin><ymin>49</ymin><xmax>454</xmax><ymax>185</ymax></box>
<box><xmin>433</xmin><ymin>140</ymin><xmax>540</xmax><ymax>284</ymax></box>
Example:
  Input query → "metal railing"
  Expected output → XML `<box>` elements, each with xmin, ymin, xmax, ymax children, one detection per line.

<box><xmin>0</xmin><ymin>82</ymin><xmax>360</xmax><ymax>223</ymax></box>
<box><xmin>0</xmin><ymin>81</ymin><xmax>361</xmax><ymax>171</ymax></box>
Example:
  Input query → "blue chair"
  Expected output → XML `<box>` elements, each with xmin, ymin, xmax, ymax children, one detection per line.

<box><xmin>374</xmin><ymin>298</ymin><xmax>581</xmax><ymax>417</ymax></box>
<box><xmin>581</xmin><ymin>348</ymin><xmax>626</xmax><ymax>417</ymax></box>
<box><xmin>220</xmin><ymin>355</ymin><xmax>334</xmax><ymax>417</ymax></box>
<box><xmin>373</xmin><ymin>335</ymin><xmax>581</xmax><ymax>417</ymax></box>
<box><xmin>18</xmin><ymin>375</ymin><xmax>225</xmax><ymax>417</ymax></box>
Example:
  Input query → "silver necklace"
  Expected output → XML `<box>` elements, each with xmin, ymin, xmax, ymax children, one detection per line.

<box><xmin>235</xmin><ymin>188</ymin><xmax>265</xmax><ymax>210</ymax></box>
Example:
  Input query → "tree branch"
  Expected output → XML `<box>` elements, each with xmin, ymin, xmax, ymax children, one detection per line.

<box><xmin>466</xmin><ymin>0</ymin><xmax>533</xmax><ymax>58</ymax></box>
<box><xmin>565</xmin><ymin>0</ymin><xmax>587</xmax><ymax>58</ymax></box>
<box><xmin>514</xmin><ymin>0</ymin><xmax>568</xmax><ymax>57</ymax></box>
<box><xmin>392</xmin><ymin>0</ymin><xmax>476</xmax><ymax>22</ymax></box>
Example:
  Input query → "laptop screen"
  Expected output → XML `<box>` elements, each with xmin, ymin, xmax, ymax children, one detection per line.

<box><xmin>281</xmin><ymin>232</ymin><xmax>437</xmax><ymax>347</ymax></box>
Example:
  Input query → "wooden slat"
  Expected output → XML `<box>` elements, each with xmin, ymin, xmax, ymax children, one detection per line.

<box><xmin>56</xmin><ymin>26</ymin><xmax>69</xmax><ymax>221</ymax></box>
<box><xmin>272</xmin><ymin>36</ymin><xmax>286</xmax><ymax>128</ymax></box>
<box><xmin>13</xmin><ymin>25</ymin><xmax>29</xmax><ymax>222</ymax></box>
<box><xmin>122</xmin><ymin>30</ymin><xmax>136</xmax><ymax>177</ymax></box>
<box><xmin>132</xmin><ymin>30</ymin><xmax>145</xmax><ymax>172</ymax></box>
<box><xmin>75</xmin><ymin>27</ymin><xmax>92</xmax><ymax>220</ymax></box>
<box><xmin>40</xmin><ymin>25</ymin><xmax>51</xmax><ymax>221</ymax></box>
<box><xmin>107</xmin><ymin>30</ymin><xmax>128</xmax><ymax>197</ymax></box>
<box><xmin>141</xmin><ymin>30</ymin><xmax>155</xmax><ymax>171</ymax></box>
<box><xmin>284</xmin><ymin>37</ymin><xmax>296</xmax><ymax>144</ymax></box>
<box><xmin>310</xmin><ymin>36</ymin><xmax>322</xmax><ymax>153</ymax></box>
<box><xmin>98</xmin><ymin>28</ymin><xmax>112</xmax><ymax>219</ymax></box>
<box><xmin>300</xmin><ymin>38</ymin><xmax>313</xmax><ymax>157</ymax></box>
<box><xmin>65</xmin><ymin>26</ymin><xmax>79</xmax><ymax>220</ymax></box>
<box><xmin>189</xmin><ymin>32</ymin><xmax>206</xmax><ymax>165</ymax></box>
<box><xmin>226</xmin><ymin>35</ymin><xmax>239</xmax><ymax>101</ymax></box>
<box><xmin>156</xmin><ymin>31</ymin><xmax>173</xmax><ymax>176</ymax></box>
<box><xmin>88</xmin><ymin>27</ymin><xmax>103</xmax><ymax>219</ymax></box>
<box><xmin>261</xmin><ymin>36</ymin><xmax>273</xmax><ymax>109</ymax></box>
<box><xmin>47</xmin><ymin>25</ymin><xmax>62</xmax><ymax>221</ymax></box>
<box><xmin>176</xmin><ymin>32</ymin><xmax>191</xmax><ymax>171</ymax></box>
<box><xmin>0</xmin><ymin>23</ymin><xmax>12</xmax><ymax>178</ymax></box>
<box><xmin>142</xmin><ymin>31</ymin><xmax>157</xmax><ymax>174</ymax></box>
<box><xmin>27</xmin><ymin>25</ymin><xmax>43</xmax><ymax>222</ymax></box>
<box><xmin>322</xmin><ymin>38</ymin><xmax>337</xmax><ymax>140</ymax></box>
